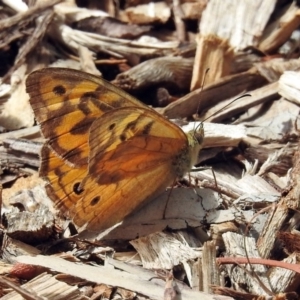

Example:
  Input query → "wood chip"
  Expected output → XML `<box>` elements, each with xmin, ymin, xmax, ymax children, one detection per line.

<box><xmin>15</xmin><ymin>255</ymin><xmax>232</xmax><ymax>300</ymax></box>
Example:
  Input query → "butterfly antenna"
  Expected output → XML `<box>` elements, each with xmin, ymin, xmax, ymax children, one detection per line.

<box><xmin>202</xmin><ymin>93</ymin><xmax>251</xmax><ymax>123</ymax></box>
<box><xmin>193</xmin><ymin>93</ymin><xmax>251</xmax><ymax>135</ymax></box>
<box><xmin>163</xmin><ymin>179</ymin><xmax>177</xmax><ymax>219</ymax></box>
<box><xmin>193</xmin><ymin>93</ymin><xmax>251</xmax><ymax>199</ymax></box>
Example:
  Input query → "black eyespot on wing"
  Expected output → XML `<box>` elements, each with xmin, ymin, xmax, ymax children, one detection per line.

<box><xmin>109</xmin><ymin>123</ymin><xmax>116</xmax><ymax>130</ymax></box>
<box><xmin>120</xmin><ymin>133</ymin><xmax>126</xmax><ymax>142</ymax></box>
<box><xmin>90</xmin><ymin>196</ymin><xmax>100</xmax><ymax>206</ymax></box>
<box><xmin>53</xmin><ymin>85</ymin><xmax>66</xmax><ymax>95</ymax></box>
<box><xmin>73</xmin><ymin>182</ymin><xmax>84</xmax><ymax>195</ymax></box>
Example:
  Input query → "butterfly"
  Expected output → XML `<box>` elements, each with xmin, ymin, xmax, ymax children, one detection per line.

<box><xmin>26</xmin><ymin>68</ymin><xmax>204</xmax><ymax>232</ymax></box>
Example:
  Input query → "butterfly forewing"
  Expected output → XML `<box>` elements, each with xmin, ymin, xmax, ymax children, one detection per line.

<box><xmin>26</xmin><ymin>68</ymin><xmax>148</xmax><ymax>167</ymax></box>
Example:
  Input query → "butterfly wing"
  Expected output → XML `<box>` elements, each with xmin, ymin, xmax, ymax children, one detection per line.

<box><xmin>39</xmin><ymin>145</ymin><xmax>87</xmax><ymax>216</ymax></box>
<box><xmin>71</xmin><ymin>107</ymin><xmax>190</xmax><ymax>231</ymax></box>
<box><xmin>26</xmin><ymin>68</ymin><xmax>148</xmax><ymax>167</ymax></box>
<box><xmin>26</xmin><ymin>68</ymin><xmax>197</xmax><ymax>232</ymax></box>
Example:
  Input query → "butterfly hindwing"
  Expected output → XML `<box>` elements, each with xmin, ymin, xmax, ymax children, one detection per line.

<box><xmin>73</xmin><ymin>107</ymin><xmax>189</xmax><ymax>230</ymax></box>
<box><xmin>39</xmin><ymin>144</ymin><xmax>87</xmax><ymax>216</ymax></box>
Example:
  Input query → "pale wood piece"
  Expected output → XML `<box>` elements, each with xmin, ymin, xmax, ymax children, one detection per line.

<box><xmin>172</xmin><ymin>0</ymin><xmax>187</xmax><ymax>42</ymax></box>
<box><xmin>108</xmin><ymin>256</ymin><xmax>202</xmax><ymax>295</ymax></box>
<box><xmin>8</xmin><ymin>185</ymin><xmax>52</xmax><ymax>213</ymax></box>
<box><xmin>244</xmin><ymin>142</ymin><xmax>296</xmax><ymax>176</ymax></box>
<box><xmin>191</xmin><ymin>0</ymin><xmax>276</xmax><ymax>89</ymax></box>
<box><xmin>222</xmin><ymin>232</ymin><xmax>273</xmax><ymax>296</ymax></box>
<box><xmin>242</xmin><ymin>98</ymin><xmax>300</xmax><ymax>143</ymax></box>
<box><xmin>162</xmin><ymin>68</ymin><xmax>266</xmax><ymax>119</ymax></box>
<box><xmin>201</xmin><ymin>241</ymin><xmax>220</xmax><ymax>294</ymax></box>
<box><xmin>129</xmin><ymin>232</ymin><xmax>200</xmax><ymax>269</ymax></box>
<box><xmin>113</xmin><ymin>57</ymin><xmax>193</xmax><ymax>91</ymax></box>
<box><xmin>0</xmin><ymin>66</ymin><xmax>34</xmax><ymax>130</ymax></box>
<box><xmin>15</xmin><ymin>255</ymin><xmax>234</xmax><ymax>300</ymax></box>
<box><xmin>2</xmin><ymin>174</ymin><xmax>45</xmax><ymax>208</ymax></box>
<box><xmin>210</xmin><ymin>222</ymin><xmax>239</xmax><ymax>251</ymax></box>
<box><xmin>257</xmin><ymin>204</ymin><xmax>288</xmax><ymax>259</ymax></box>
<box><xmin>182</xmin><ymin>122</ymin><xmax>246</xmax><ymax>149</ymax></box>
<box><xmin>164</xmin><ymin>56</ymin><xmax>300</xmax><ymax>120</ymax></box>
<box><xmin>183</xmin><ymin>259</ymin><xmax>200</xmax><ymax>289</ymax></box>
<box><xmin>0</xmin><ymin>146</ymin><xmax>39</xmax><ymax>172</ymax></box>
<box><xmin>2</xmin><ymin>235</ymin><xmax>41</xmax><ymax>264</ymax></box>
<box><xmin>255</xmin><ymin>58</ymin><xmax>300</xmax><ymax>82</ymax></box>
<box><xmin>8</xmin><ymin>11</ymin><xmax>54</xmax><ymax>82</ymax></box>
<box><xmin>48</xmin><ymin>16</ymin><xmax>178</xmax><ymax>60</ymax></box>
<box><xmin>0</xmin><ymin>2</ymin><xmax>59</xmax><ymax>82</ymax></box>
<box><xmin>1</xmin><ymin>273</ymin><xmax>85</xmax><ymax>300</ymax></box>
<box><xmin>279</xmin><ymin>71</ymin><xmax>300</xmax><ymax>105</ymax></box>
<box><xmin>283</xmin><ymin>136</ymin><xmax>300</xmax><ymax>210</ymax></box>
<box><xmin>230</xmin><ymin>51</ymin><xmax>262</xmax><ymax>74</ymax></box>
<box><xmin>191</xmin><ymin>34</ymin><xmax>234</xmax><ymax>89</ymax></box>
<box><xmin>259</xmin><ymin>2</ymin><xmax>300</xmax><ymax>53</ymax></box>
<box><xmin>257</xmin><ymin>144</ymin><xmax>295</xmax><ymax>177</ymax></box>
<box><xmin>210</xmin><ymin>286</ymin><xmax>262</xmax><ymax>300</ymax></box>
<box><xmin>191</xmin><ymin>166</ymin><xmax>244</xmax><ymax>199</ymax></box>
<box><xmin>181</xmin><ymin>1</ymin><xmax>207</xmax><ymax>20</ymax></box>
<box><xmin>201</xmin><ymin>0</ymin><xmax>277</xmax><ymax>50</ymax></box>
<box><xmin>77</xmin><ymin>188</ymin><xmax>222</xmax><ymax>241</ymax></box>
<box><xmin>269</xmin><ymin>253</ymin><xmax>299</xmax><ymax>294</ymax></box>
<box><xmin>0</xmin><ymin>276</ymin><xmax>45</xmax><ymax>300</ymax></box>
<box><xmin>3</xmin><ymin>138</ymin><xmax>42</xmax><ymax>156</ymax></box>
<box><xmin>0</xmin><ymin>139</ymin><xmax>41</xmax><ymax>169</ymax></box>
<box><xmin>192</xmin><ymin>168</ymin><xmax>280</xmax><ymax>202</ymax></box>
<box><xmin>0</xmin><ymin>0</ymin><xmax>61</xmax><ymax>31</ymax></box>
<box><xmin>78</xmin><ymin>44</ymin><xmax>101</xmax><ymax>76</ymax></box>
<box><xmin>124</xmin><ymin>2</ymin><xmax>171</xmax><ymax>24</ymax></box>
<box><xmin>0</xmin><ymin>260</ymin><xmax>15</xmax><ymax>275</ymax></box>
<box><xmin>236</xmin><ymin>174</ymin><xmax>280</xmax><ymax>196</ymax></box>
<box><xmin>54</xmin><ymin>2</ymin><xmax>108</xmax><ymax>23</ymax></box>
<box><xmin>5</xmin><ymin>205</ymin><xmax>55</xmax><ymax>244</ymax></box>
<box><xmin>0</xmin><ymin>126</ymin><xmax>41</xmax><ymax>141</ymax></box>
<box><xmin>219</xmin><ymin>245</ymin><xmax>300</xmax><ymax>294</ymax></box>
<box><xmin>202</xmin><ymin>81</ymin><xmax>279</xmax><ymax>123</ymax></box>
<box><xmin>2</xmin><ymin>0</ymin><xmax>28</xmax><ymax>13</ymax></box>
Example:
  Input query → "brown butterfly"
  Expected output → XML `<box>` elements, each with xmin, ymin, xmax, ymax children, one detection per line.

<box><xmin>26</xmin><ymin>68</ymin><xmax>204</xmax><ymax>231</ymax></box>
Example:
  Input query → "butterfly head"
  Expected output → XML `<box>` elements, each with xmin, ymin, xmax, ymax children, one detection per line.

<box><xmin>193</xmin><ymin>122</ymin><xmax>204</xmax><ymax>145</ymax></box>
<box><xmin>186</xmin><ymin>121</ymin><xmax>204</xmax><ymax>168</ymax></box>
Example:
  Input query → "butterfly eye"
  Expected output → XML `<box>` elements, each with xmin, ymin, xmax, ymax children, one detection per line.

<box><xmin>73</xmin><ymin>182</ymin><xmax>84</xmax><ymax>195</ymax></box>
<box><xmin>53</xmin><ymin>85</ymin><xmax>66</xmax><ymax>96</ymax></box>
<box><xmin>90</xmin><ymin>196</ymin><xmax>100</xmax><ymax>206</ymax></box>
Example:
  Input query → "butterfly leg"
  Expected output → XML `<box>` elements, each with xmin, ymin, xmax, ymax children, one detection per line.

<box><xmin>162</xmin><ymin>179</ymin><xmax>177</xmax><ymax>219</ymax></box>
<box><xmin>190</xmin><ymin>167</ymin><xmax>226</xmax><ymax>206</ymax></box>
